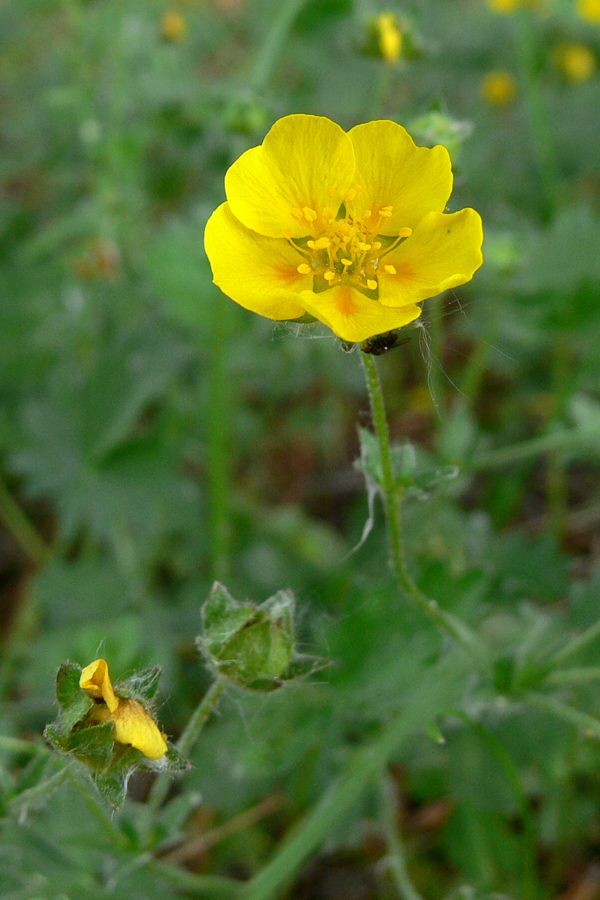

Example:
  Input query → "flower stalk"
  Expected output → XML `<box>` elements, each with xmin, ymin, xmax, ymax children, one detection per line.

<box><xmin>360</xmin><ymin>353</ymin><xmax>489</xmax><ymax>669</ymax></box>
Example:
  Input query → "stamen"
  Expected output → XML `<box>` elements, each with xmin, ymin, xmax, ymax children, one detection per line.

<box><xmin>384</xmin><ymin>264</ymin><xmax>397</xmax><ymax>275</ymax></box>
<box><xmin>379</xmin><ymin>208</ymin><xmax>393</xmax><ymax>219</ymax></box>
<box><xmin>372</xmin><ymin>241</ymin><xmax>382</xmax><ymax>251</ymax></box>
<box><xmin>290</xmin><ymin>208</ymin><xmax>303</xmax><ymax>219</ymax></box>
<box><xmin>341</xmin><ymin>258</ymin><xmax>352</xmax><ymax>267</ymax></box>
<box><xmin>324</xmin><ymin>271</ymin><xmax>336</xmax><ymax>282</ymax></box>
<box><xmin>309</xmin><ymin>237</ymin><xmax>331</xmax><ymax>250</ymax></box>
<box><xmin>357</xmin><ymin>242</ymin><xmax>371</xmax><ymax>252</ymax></box>
<box><xmin>344</xmin><ymin>187</ymin><xmax>358</xmax><ymax>202</ymax></box>
<box><xmin>297</xmin><ymin>264</ymin><xmax>312</xmax><ymax>275</ymax></box>
<box><xmin>398</xmin><ymin>227</ymin><xmax>412</xmax><ymax>238</ymax></box>
<box><xmin>367</xmin><ymin>279</ymin><xmax>377</xmax><ymax>290</ymax></box>
<box><xmin>303</xmin><ymin>207</ymin><xmax>317</xmax><ymax>222</ymax></box>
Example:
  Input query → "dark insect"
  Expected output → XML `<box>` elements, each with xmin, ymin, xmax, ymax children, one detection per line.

<box><xmin>361</xmin><ymin>330</ymin><xmax>410</xmax><ymax>355</ymax></box>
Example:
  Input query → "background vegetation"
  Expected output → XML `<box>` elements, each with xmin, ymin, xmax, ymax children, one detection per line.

<box><xmin>2</xmin><ymin>0</ymin><xmax>600</xmax><ymax>898</ymax></box>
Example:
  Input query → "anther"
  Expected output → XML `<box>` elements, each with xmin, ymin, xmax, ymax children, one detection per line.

<box><xmin>290</xmin><ymin>208</ymin><xmax>303</xmax><ymax>219</ymax></box>
<box><xmin>372</xmin><ymin>241</ymin><xmax>382</xmax><ymax>251</ymax></box>
<box><xmin>344</xmin><ymin>188</ymin><xmax>358</xmax><ymax>202</ymax></box>
<box><xmin>398</xmin><ymin>227</ymin><xmax>412</xmax><ymax>238</ymax></box>
<box><xmin>367</xmin><ymin>279</ymin><xmax>377</xmax><ymax>290</ymax></box>
<box><xmin>324</xmin><ymin>271</ymin><xmax>336</xmax><ymax>282</ymax></box>
<box><xmin>379</xmin><ymin>208</ymin><xmax>393</xmax><ymax>218</ymax></box>
<box><xmin>357</xmin><ymin>242</ymin><xmax>371</xmax><ymax>252</ymax></box>
<box><xmin>384</xmin><ymin>264</ymin><xmax>397</xmax><ymax>275</ymax></box>
<box><xmin>303</xmin><ymin>207</ymin><xmax>317</xmax><ymax>222</ymax></box>
<box><xmin>297</xmin><ymin>264</ymin><xmax>312</xmax><ymax>275</ymax></box>
<box><xmin>311</xmin><ymin>237</ymin><xmax>331</xmax><ymax>250</ymax></box>
<box><xmin>363</xmin><ymin>209</ymin><xmax>372</xmax><ymax>220</ymax></box>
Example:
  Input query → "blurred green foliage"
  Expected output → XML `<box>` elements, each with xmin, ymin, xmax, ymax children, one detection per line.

<box><xmin>2</xmin><ymin>0</ymin><xmax>600</xmax><ymax>898</ymax></box>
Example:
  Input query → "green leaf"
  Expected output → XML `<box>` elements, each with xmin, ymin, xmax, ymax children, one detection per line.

<box><xmin>92</xmin><ymin>771</ymin><xmax>129</xmax><ymax>809</ymax></box>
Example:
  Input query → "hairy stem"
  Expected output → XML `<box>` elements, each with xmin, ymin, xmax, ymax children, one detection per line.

<box><xmin>360</xmin><ymin>353</ymin><xmax>489</xmax><ymax>669</ymax></box>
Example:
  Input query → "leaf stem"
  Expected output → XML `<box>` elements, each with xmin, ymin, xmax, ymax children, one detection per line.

<box><xmin>379</xmin><ymin>775</ymin><xmax>424</xmax><ymax>900</ymax></box>
<box><xmin>360</xmin><ymin>353</ymin><xmax>489</xmax><ymax>669</ymax></box>
<box><xmin>0</xmin><ymin>474</ymin><xmax>48</xmax><ymax>567</ymax></box>
<box><xmin>249</xmin><ymin>0</ymin><xmax>307</xmax><ymax>93</ymax></box>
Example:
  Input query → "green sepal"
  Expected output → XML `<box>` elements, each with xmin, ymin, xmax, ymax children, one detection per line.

<box><xmin>54</xmin><ymin>661</ymin><xmax>93</xmax><ymax>734</ymax></box>
<box><xmin>163</xmin><ymin>743</ymin><xmax>189</xmax><ymax>772</ymax></box>
<box><xmin>91</xmin><ymin>771</ymin><xmax>129</xmax><ymax>809</ymax></box>
<box><xmin>116</xmin><ymin>665</ymin><xmax>162</xmax><ymax>705</ymax></box>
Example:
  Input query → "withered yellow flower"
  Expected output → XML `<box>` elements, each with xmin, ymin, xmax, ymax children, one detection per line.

<box><xmin>204</xmin><ymin>115</ymin><xmax>483</xmax><ymax>343</ymax></box>
<box><xmin>481</xmin><ymin>70</ymin><xmax>518</xmax><ymax>106</ymax></box>
<box><xmin>80</xmin><ymin>658</ymin><xmax>168</xmax><ymax>760</ymax></box>
<box><xmin>578</xmin><ymin>0</ymin><xmax>600</xmax><ymax>23</ymax></box>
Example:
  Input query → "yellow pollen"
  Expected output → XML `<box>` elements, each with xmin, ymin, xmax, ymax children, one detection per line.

<box><xmin>384</xmin><ymin>264</ymin><xmax>397</xmax><ymax>275</ymax></box>
<box><xmin>324</xmin><ymin>271</ymin><xmax>336</xmax><ymax>282</ymax></box>
<box><xmin>367</xmin><ymin>279</ymin><xmax>377</xmax><ymax>290</ymax></box>
<box><xmin>372</xmin><ymin>241</ymin><xmax>382</xmax><ymax>251</ymax></box>
<box><xmin>322</xmin><ymin>206</ymin><xmax>335</xmax><ymax>220</ymax></box>
<box><xmin>311</xmin><ymin>237</ymin><xmax>331</xmax><ymax>249</ymax></box>
<box><xmin>303</xmin><ymin>207</ymin><xmax>317</xmax><ymax>222</ymax></box>
<box><xmin>357</xmin><ymin>242</ymin><xmax>371</xmax><ymax>251</ymax></box>
<box><xmin>398</xmin><ymin>227</ymin><xmax>413</xmax><ymax>238</ymax></box>
<box><xmin>290</xmin><ymin>208</ymin><xmax>303</xmax><ymax>219</ymax></box>
<box><xmin>379</xmin><ymin>208</ymin><xmax>393</xmax><ymax>219</ymax></box>
<box><xmin>297</xmin><ymin>263</ymin><xmax>312</xmax><ymax>275</ymax></box>
<box><xmin>341</xmin><ymin>258</ymin><xmax>353</xmax><ymax>266</ymax></box>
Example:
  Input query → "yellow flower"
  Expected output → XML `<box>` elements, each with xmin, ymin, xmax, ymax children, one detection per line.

<box><xmin>161</xmin><ymin>9</ymin><xmax>186</xmax><ymax>42</ymax></box>
<box><xmin>481</xmin><ymin>70</ymin><xmax>518</xmax><ymax>106</ymax></box>
<box><xmin>375</xmin><ymin>12</ymin><xmax>402</xmax><ymax>65</ymax></box>
<box><xmin>204</xmin><ymin>115</ymin><xmax>483</xmax><ymax>343</ymax></box>
<box><xmin>553</xmin><ymin>42</ymin><xmax>596</xmax><ymax>82</ymax></box>
<box><xmin>80</xmin><ymin>659</ymin><xmax>168</xmax><ymax>760</ymax></box>
<box><xmin>578</xmin><ymin>0</ymin><xmax>600</xmax><ymax>23</ymax></box>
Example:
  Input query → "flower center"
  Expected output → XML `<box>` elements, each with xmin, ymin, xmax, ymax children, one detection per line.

<box><xmin>284</xmin><ymin>189</ymin><xmax>412</xmax><ymax>296</ymax></box>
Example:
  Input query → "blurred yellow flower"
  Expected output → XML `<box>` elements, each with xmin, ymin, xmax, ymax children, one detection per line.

<box><xmin>481</xmin><ymin>70</ymin><xmax>518</xmax><ymax>105</ymax></box>
<box><xmin>553</xmin><ymin>42</ymin><xmax>596</xmax><ymax>82</ymax></box>
<box><xmin>161</xmin><ymin>9</ymin><xmax>186</xmax><ymax>42</ymax></box>
<box><xmin>578</xmin><ymin>0</ymin><xmax>600</xmax><ymax>23</ymax></box>
<box><xmin>80</xmin><ymin>659</ymin><xmax>168</xmax><ymax>760</ymax></box>
<box><xmin>204</xmin><ymin>115</ymin><xmax>483</xmax><ymax>343</ymax></box>
<box><xmin>375</xmin><ymin>12</ymin><xmax>402</xmax><ymax>64</ymax></box>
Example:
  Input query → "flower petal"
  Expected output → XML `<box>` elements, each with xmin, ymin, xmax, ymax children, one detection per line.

<box><xmin>377</xmin><ymin>208</ymin><xmax>483</xmax><ymax>307</ymax></box>
<box><xmin>205</xmin><ymin>202</ymin><xmax>310</xmax><ymax>321</ymax></box>
<box><xmin>298</xmin><ymin>284</ymin><xmax>422</xmax><ymax>342</ymax></box>
<box><xmin>348</xmin><ymin>120</ymin><xmax>453</xmax><ymax>235</ymax></box>
<box><xmin>225</xmin><ymin>114</ymin><xmax>355</xmax><ymax>238</ymax></box>
<box><xmin>80</xmin><ymin>658</ymin><xmax>119</xmax><ymax>713</ymax></box>
<box><xmin>111</xmin><ymin>698</ymin><xmax>168</xmax><ymax>760</ymax></box>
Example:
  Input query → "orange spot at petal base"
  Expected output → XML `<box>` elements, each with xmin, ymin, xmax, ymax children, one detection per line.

<box><xmin>336</xmin><ymin>286</ymin><xmax>355</xmax><ymax>317</ymax></box>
